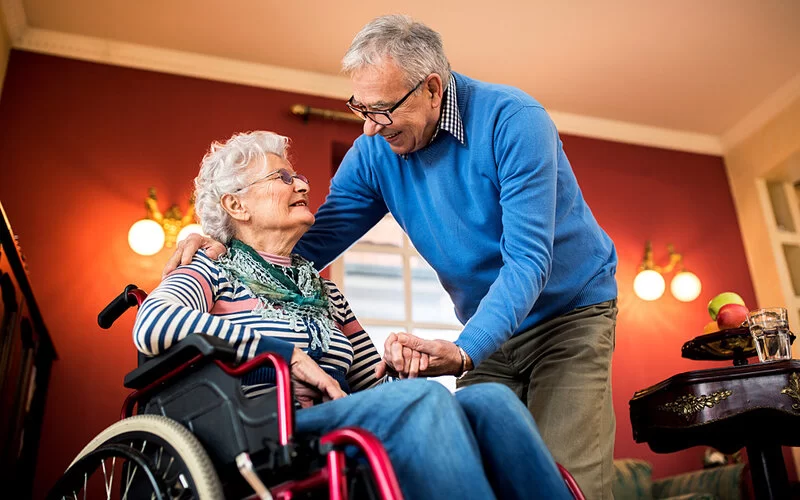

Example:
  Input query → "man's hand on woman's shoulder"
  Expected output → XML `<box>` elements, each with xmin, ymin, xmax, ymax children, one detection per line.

<box><xmin>162</xmin><ymin>233</ymin><xmax>227</xmax><ymax>278</ymax></box>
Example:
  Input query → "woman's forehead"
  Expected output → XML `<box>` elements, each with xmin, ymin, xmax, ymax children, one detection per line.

<box><xmin>266</xmin><ymin>153</ymin><xmax>289</xmax><ymax>165</ymax></box>
<box><xmin>248</xmin><ymin>153</ymin><xmax>293</xmax><ymax>172</ymax></box>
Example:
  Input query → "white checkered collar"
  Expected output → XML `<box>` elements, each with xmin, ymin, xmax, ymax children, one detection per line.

<box><xmin>434</xmin><ymin>74</ymin><xmax>465</xmax><ymax>145</ymax></box>
<box><xmin>399</xmin><ymin>74</ymin><xmax>465</xmax><ymax>159</ymax></box>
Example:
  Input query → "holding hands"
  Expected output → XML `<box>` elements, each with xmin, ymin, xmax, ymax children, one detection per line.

<box><xmin>375</xmin><ymin>333</ymin><xmax>473</xmax><ymax>379</ymax></box>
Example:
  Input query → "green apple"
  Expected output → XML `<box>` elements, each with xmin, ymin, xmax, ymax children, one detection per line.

<box><xmin>707</xmin><ymin>292</ymin><xmax>746</xmax><ymax>320</ymax></box>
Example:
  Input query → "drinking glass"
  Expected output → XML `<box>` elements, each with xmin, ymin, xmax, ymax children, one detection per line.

<box><xmin>747</xmin><ymin>307</ymin><xmax>792</xmax><ymax>362</ymax></box>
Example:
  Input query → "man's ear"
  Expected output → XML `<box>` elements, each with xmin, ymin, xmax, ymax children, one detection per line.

<box><xmin>220</xmin><ymin>193</ymin><xmax>250</xmax><ymax>222</ymax></box>
<box><xmin>425</xmin><ymin>74</ymin><xmax>444</xmax><ymax>109</ymax></box>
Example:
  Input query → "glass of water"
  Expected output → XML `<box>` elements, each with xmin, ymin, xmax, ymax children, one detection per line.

<box><xmin>747</xmin><ymin>307</ymin><xmax>792</xmax><ymax>362</ymax></box>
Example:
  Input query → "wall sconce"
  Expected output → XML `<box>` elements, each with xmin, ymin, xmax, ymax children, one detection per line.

<box><xmin>127</xmin><ymin>188</ymin><xmax>203</xmax><ymax>256</ymax></box>
<box><xmin>633</xmin><ymin>241</ymin><xmax>702</xmax><ymax>302</ymax></box>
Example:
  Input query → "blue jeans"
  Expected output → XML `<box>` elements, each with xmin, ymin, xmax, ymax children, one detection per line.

<box><xmin>295</xmin><ymin>379</ymin><xmax>571</xmax><ymax>499</ymax></box>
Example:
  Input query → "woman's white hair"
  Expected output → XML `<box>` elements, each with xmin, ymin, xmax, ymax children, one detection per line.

<box><xmin>342</xmin><ymin>14</ymin><xmax>451</xmax><ymax>88</ymax></box>
<box><xmin>194</xmin><ymin>131</ymin><xmax>289</xmax><ymax>244</ymax></box>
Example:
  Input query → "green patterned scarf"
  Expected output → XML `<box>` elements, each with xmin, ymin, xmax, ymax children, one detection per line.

<box><xmin>217</xmin><ymin>239</ymin><xmax>334</xmax><ymax>355</ymax></box>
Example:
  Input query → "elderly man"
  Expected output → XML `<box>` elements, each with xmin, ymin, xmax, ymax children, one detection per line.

<box><xmin>170</xmin><ymin>14</ymin><xmax>618</xmax><ymax>498</ymax></box>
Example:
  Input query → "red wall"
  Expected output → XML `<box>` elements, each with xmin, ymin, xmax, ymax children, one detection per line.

<box><xmin>562</xmin><ymin>136</ymin><xmax>794</xmax><ymax>479</ymax></box>
<box><xmin>0</xmin><ymin>51</ymin><xmax>781</xmax><ymax>494</ymax></box>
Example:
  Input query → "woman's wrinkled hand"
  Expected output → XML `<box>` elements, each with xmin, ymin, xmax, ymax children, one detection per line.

<box><xmin>290</xmin><ymin>348</ymin><xmax>346</xmax><ymax>406</ymax></box>
<box><xmin>293</xmin><ymin>380</ymin><xmax>324</xmax><ymax>408</ymax></box>
<box><xmin>162</xmin><ymin>233</ymin><xmax>227</xmax><ymax>278</ymax></box>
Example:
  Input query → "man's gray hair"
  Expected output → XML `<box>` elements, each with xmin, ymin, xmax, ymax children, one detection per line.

<box><xmin>194</xmin><ymin>131</ymin><xmax>289</xmax><ymax>244</ymax></box>
<box><xmin>342</xmin><ymin>14</ymin><xmax>451</xmax><ymax>88</ymax></box>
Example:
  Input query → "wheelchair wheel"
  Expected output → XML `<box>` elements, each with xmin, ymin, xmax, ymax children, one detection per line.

<box><xmin>49</xmin><ymin>415</ymin><xmax>222</xmax><ymax>499</ymax></box>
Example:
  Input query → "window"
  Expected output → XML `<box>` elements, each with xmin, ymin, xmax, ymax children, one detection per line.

<box><xmin>329</xmin><ymin>215</ymin><xmax>462</xmax><ymax>390</ymax></box>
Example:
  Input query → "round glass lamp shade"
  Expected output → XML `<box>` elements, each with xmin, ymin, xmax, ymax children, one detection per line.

<box><xmin>633</xmin><ymin>269</ymin><xmax>666</xmax><ymax>301</ymax></box>
<box><xmin>128</xmin><ymin>219</ymin><xmax>165</xmax><ymax>256</ymax></box>
<box><xmin>670</xmin><ymin>271</ymin><xmax>702</xmax><ymax>302</ymax></box>
<box><xmin>177</xmin><ymin>223</ymin><xmax>204</xmax><ymax>243</ymax></box>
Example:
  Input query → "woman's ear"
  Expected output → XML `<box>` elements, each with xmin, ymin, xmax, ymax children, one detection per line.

<box><xmin>220</xmin><ymin>193</ymin><xmax>250</xmax><ymax>222</ymax></box>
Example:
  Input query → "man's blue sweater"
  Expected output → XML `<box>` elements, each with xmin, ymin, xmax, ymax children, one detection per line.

<box><xmin>296</xmin><ymin>72</ymin><xmax>617</xmax><ymax>366</ymax></box>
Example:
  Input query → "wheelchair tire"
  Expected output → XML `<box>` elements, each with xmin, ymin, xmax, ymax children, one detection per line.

<box><xmin>50</xmin><ymin>415</ymin><xmax>222</xmax><ymax>499</ymax></box>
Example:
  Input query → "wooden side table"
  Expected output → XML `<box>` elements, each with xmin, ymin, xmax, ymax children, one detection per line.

<box><xmin>630</xmin><ymin>360</ymin><xmax>800</xmax><ymax>499</ymax></box>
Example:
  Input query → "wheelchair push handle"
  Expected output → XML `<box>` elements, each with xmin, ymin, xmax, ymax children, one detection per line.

<box><xmin>98</xmin><ymin>284</ymin><xmax>147</xmax><ymax>329</ymax></box>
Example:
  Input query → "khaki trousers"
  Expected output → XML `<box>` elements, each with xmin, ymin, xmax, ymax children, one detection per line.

<box><xmin>458</xmin><ymin>300</ymin><xmax>617</xmax><ymax>500</ymax></box>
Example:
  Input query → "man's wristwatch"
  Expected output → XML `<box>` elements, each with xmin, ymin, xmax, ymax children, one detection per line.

<box><xmin>457</xmin><ymin>346</ymin><xmax>470</xmax><ymax>380</ymax></box>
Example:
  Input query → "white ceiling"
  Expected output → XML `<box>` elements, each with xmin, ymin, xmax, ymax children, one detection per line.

<box><xmin>4</xmin><ymin>0</ymin><xmax>800</xmax><ymax>153</ymax></box>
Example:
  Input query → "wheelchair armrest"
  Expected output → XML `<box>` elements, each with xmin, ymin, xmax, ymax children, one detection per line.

<box><xmin>124</xmin><ymin>333</ymin><xmax>239</xmax><ymax>390</ymax></box>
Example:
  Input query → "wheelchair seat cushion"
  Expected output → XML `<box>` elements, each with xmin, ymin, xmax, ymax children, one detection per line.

<box><xmin>125</xmin><ymin>333</ymin><xmax>238</xmax><ymax>390</ymax></box>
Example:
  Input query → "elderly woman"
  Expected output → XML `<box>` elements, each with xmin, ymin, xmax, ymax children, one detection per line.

<box><xmin>133</xmin><ymin>131</ymin><xmax>571</xmax><ymax>500</ymax></box>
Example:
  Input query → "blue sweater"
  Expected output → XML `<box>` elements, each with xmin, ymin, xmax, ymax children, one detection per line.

<box><xmin>296</xmin><ymin>72</ymin><xmax>617</xmax><ymax>366</ymax></box>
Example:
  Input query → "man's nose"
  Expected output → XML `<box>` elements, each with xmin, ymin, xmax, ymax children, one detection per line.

<box><xmin>363</xmin><ymin>119</ymin><xmax>384</xmax><ymax>137</ymax></box>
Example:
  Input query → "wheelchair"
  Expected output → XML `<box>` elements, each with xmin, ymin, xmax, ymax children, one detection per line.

<box><xmin>48</xmin><ymin>285</ymin><xmax>586</xmax><ymax>499</ymax></box>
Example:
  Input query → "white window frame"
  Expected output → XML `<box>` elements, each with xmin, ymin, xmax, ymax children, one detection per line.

<box><xmin>328</xmin><ymin>215</ymin><xmax>462</xmax><ymax>336</ymax></box>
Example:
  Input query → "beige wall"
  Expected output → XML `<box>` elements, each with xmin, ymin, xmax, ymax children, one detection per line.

<box><xmin>725</xmin><ymin>98</ymin><xmax>800</xmax><ymax>309</ymax></box>
<box><xmin>724</xmin><ymin>89</ymin><xmax>800</xmax><ymax>478</ymax></box>
<box><xmin>0</xmin><ymin>3</ymin><xmax>11</xmax><ymax>98</ymax></box>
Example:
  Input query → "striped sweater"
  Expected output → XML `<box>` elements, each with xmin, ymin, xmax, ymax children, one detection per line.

<box><xmin>133</xmin><ymin>250</ymin><xmax>384</xmax><ymax>396</ymax></box>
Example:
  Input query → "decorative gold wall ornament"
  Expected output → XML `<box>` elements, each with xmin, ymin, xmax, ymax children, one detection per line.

<box><xmin>128</xmin><ymin>188</ymin><xmax>202</xmax><ymax>256</ymax></box>
<box><xmin>781</xmin><ymin>372</ymin><xmax>800</xmax><ymax>410</ymax></box>
<box><xmin>658</xmin><ymin>390</ymin><xmax>732</xmax><ymax>420</ymax></box>
<box><xmin>633</xmin><ymin>241</ymin><xmax>702</xmax><ymax>302</ymax></box>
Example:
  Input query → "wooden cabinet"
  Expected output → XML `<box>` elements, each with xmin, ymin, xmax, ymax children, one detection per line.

<box><xmin>0</xmin><ymin>202</ymin><xmax>56</xmax><ymax>498</ymax></box>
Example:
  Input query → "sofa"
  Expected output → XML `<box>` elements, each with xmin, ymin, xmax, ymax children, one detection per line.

<box><xmin>613</xmin><ymin>459</ymin><xmax>748</xmax><ymax>500</ymax></box>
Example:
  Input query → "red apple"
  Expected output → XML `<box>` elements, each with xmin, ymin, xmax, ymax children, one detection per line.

<box><xmin>716</xmin><ymin>303</ymin><xmax>749</xmax><ymax>329</ymax></box>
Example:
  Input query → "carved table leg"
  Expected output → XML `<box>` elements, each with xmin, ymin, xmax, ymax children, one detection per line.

<box><xmin>746</xmin><ymin>443</ymin><xmax>790</xmax><ymax>499</ymax></box>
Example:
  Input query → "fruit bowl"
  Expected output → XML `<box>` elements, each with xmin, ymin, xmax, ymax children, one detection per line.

<box><xmin>681</xmin><ymin>327</ymin><xmax>795</xmax><ymax>365</ymax></box>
